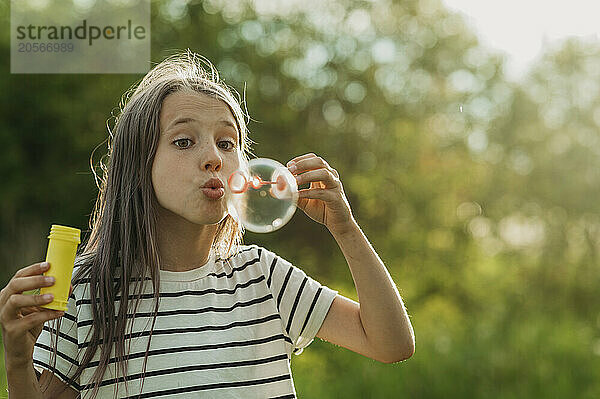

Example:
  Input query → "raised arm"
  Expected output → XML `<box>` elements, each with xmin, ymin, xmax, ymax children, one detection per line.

<box><xmin>319</xmin><ymin>221</ymin><xmax>415</xmax><ymax>363</ymax></box>
<box><xmin>287</xmin><ymin>153</ymin><xmax>415</xmax><ymax>363</ymax></box>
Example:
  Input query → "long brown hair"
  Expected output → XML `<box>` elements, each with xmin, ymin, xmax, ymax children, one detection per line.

<box><xmin>45</xmin><ymin>50</ymin><xmax>254</xmax><ymax>398</ymax></box>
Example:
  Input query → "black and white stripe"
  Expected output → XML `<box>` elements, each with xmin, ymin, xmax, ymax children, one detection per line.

<box><xmin>33</xmin><ymin>245</ymin><xmax>338</xmax><ymax>398</ymax></box>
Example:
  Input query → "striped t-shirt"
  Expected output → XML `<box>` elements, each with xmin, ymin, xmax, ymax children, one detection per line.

<box><xmin>33</xmin><ymin>245</ymin><xmax>338</xmax><ymax>398</ymax></box>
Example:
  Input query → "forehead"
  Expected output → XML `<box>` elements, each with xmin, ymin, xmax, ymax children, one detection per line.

<box><xmin>159</xmin><ymin>90</ymin><xmax>237</xmax><ymax>132</ymax></box>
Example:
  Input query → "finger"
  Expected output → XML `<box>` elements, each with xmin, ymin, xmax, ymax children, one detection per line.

<box><xmin>69</xmin><ymin>284</ymin><xmax>73</xmax><ymax>298</ymax></box>
<box><xmin>14</xmin><ymin>262</ymin><xmax>50</xmax><ymax>279</ymax></box>
<box><xmin>7</xmin><ymin>294</ymin><xmax>55</xmax><ymax>315</ymax></box>
<box><xmin>295</xmin><ymin>169</ymin><xmax>339</xmax><ymax>189</ymax></box>
<box><xmin>5</xmin><ymin>276</ymin><xmax>55</xmax><ymax>297</ymax></box>
<box><xmin>290</xmin><ymin>156</ymin><xmax>339</xmax><ymax>178</ymax></box>
<box><xmin>11</xmin><ymin>309</ymin><xmax>64</xmax><ymax>334</ymax></box>
<box><xmin>20</xmin><ymin>305</ymin><xmax>43</xmax><ymax>317</ymax></box>
<box><xmin>289</xmin><ymin>155</ymin><xmax>322</xmax><ymax>172</ymax></box>
<box><xmin>3</xmin><ymin>263</ymin><xmax>45</xmax><ymax>303</ymax></box>
<box><xmin>287</xmin><ymin>153</ymin><xmax>316</xmax><ymax>167</ymax></box>
<box><xmin>2</xmin><ymin>293</ymin><xmax>54</xmax><ymax>323</ymax></box>
<box><xmin>297</xmin><ymin>187</ymin><xmax>337</xmax><ymax>201</ymax></box>
<box><xmin>0</xmin><ymin>273</ymin><xmax>54</xmax><ymax>309</ymax></box>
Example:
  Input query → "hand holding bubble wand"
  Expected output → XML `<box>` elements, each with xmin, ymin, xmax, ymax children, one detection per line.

<box><xmin>227</xmin><ymin>155</ymin><xmax>355</xmax><ymax>236</ymax></box>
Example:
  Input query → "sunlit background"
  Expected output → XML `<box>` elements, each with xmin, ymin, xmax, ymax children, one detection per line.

<box><xmin>1</xmin><ymin>0</ymin><xmax>599</xmax><ymax>397</ymax></box>
<box><xmin>442</xmin><ymin>0</ymin><xmax>600</xmax><ymax>80</ymax></box>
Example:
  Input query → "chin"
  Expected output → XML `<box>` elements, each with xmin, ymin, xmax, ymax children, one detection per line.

<box><xmin>193</xmin><ymin>210</ymin><xmax>228</xmax><ymax>226</ymax></box>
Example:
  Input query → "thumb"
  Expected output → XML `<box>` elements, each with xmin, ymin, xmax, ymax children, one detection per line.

<box><xmin>297</xmin><ymin>197</ymin><xmax>309</xmax><ymax>212</ymax></box>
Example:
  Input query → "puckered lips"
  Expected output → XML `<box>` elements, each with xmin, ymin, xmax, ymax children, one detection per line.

<box><xmin>201</xmin><ymin>178</ymin><xmax>225</xmax><ymax>199</ymax></box>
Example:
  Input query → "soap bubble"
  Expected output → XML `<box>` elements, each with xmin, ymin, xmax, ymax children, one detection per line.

<box><xmin>226</xmin><ymin>158</ymin><xmax>298</xmax><ymax>233</ymax></box>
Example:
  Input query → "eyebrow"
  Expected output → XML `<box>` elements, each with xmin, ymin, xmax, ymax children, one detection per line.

<box><xmin>166</xmin><ymin>117</ymin><xmax>238</xmax><ymax>133</ymax></box>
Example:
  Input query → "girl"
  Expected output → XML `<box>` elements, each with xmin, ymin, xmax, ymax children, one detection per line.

<box><xmin>0</xmin><ymin>50</ymin><xmax>414</xmax><ymax>398</ymax></box>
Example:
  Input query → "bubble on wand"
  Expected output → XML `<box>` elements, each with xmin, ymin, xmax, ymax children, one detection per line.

<box><xmin>226</xmin><ymin>158</ymin><xmax>298</xmax><ymax>233</ymax></box>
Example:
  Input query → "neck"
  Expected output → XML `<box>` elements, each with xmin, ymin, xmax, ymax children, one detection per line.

<box><xmin>156</xmin><ymin>213</ymin><xmax>218</xmax><ymax>272</ymax></box>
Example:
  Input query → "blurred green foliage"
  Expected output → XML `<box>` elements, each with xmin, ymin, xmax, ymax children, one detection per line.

<box><xmin>1</xmin><ymin>0</ymin><xmax>600</xmax><ymax>397</ymax></box>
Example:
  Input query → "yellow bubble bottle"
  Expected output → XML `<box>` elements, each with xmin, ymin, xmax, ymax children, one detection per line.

<box><xmin>40</xmin><ymin>224</ymin><xmax>81</xmax><ymax>311</ymax></box>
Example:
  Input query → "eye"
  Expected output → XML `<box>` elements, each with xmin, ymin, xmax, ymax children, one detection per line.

<box><xmin>173</xmin><ymin>138</ymin><xmax>192</xmax><ymax>149</ymax></box>
<box><xmin>218</xmin><ymin>140</ymin><xmax>235</xmax><ymax>150</ymax></box>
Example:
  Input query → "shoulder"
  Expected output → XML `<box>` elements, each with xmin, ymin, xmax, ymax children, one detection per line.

<box><xmin>69</xmin><ymin>254</ymin><xmax>95</xmax><ymax>302</ymax></box>
<box><xmin>71</xmin><ymin>253</ymin><xmax>94</xmax><ymax>284</ymax></box>
<box><xmin>218</xmin><ymin>244</ymin><xmax>266</xmax><ymax>261</ymax></box>
<box><xmin>217</xmin><ymin>244</ymin><xmax>284</xmax><ymax>270</ymax></box>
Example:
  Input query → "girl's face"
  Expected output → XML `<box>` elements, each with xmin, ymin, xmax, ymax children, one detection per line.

<box><xmin>152</xmin><ymin>90</ymin><xmax>241</xmax><ymax>226</ymax></box>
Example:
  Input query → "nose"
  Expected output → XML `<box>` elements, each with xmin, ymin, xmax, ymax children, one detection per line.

<box><xmin>202</xmin><ymin>144</ymin><xmax>222</xmax><ymax>172</ymax></box>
